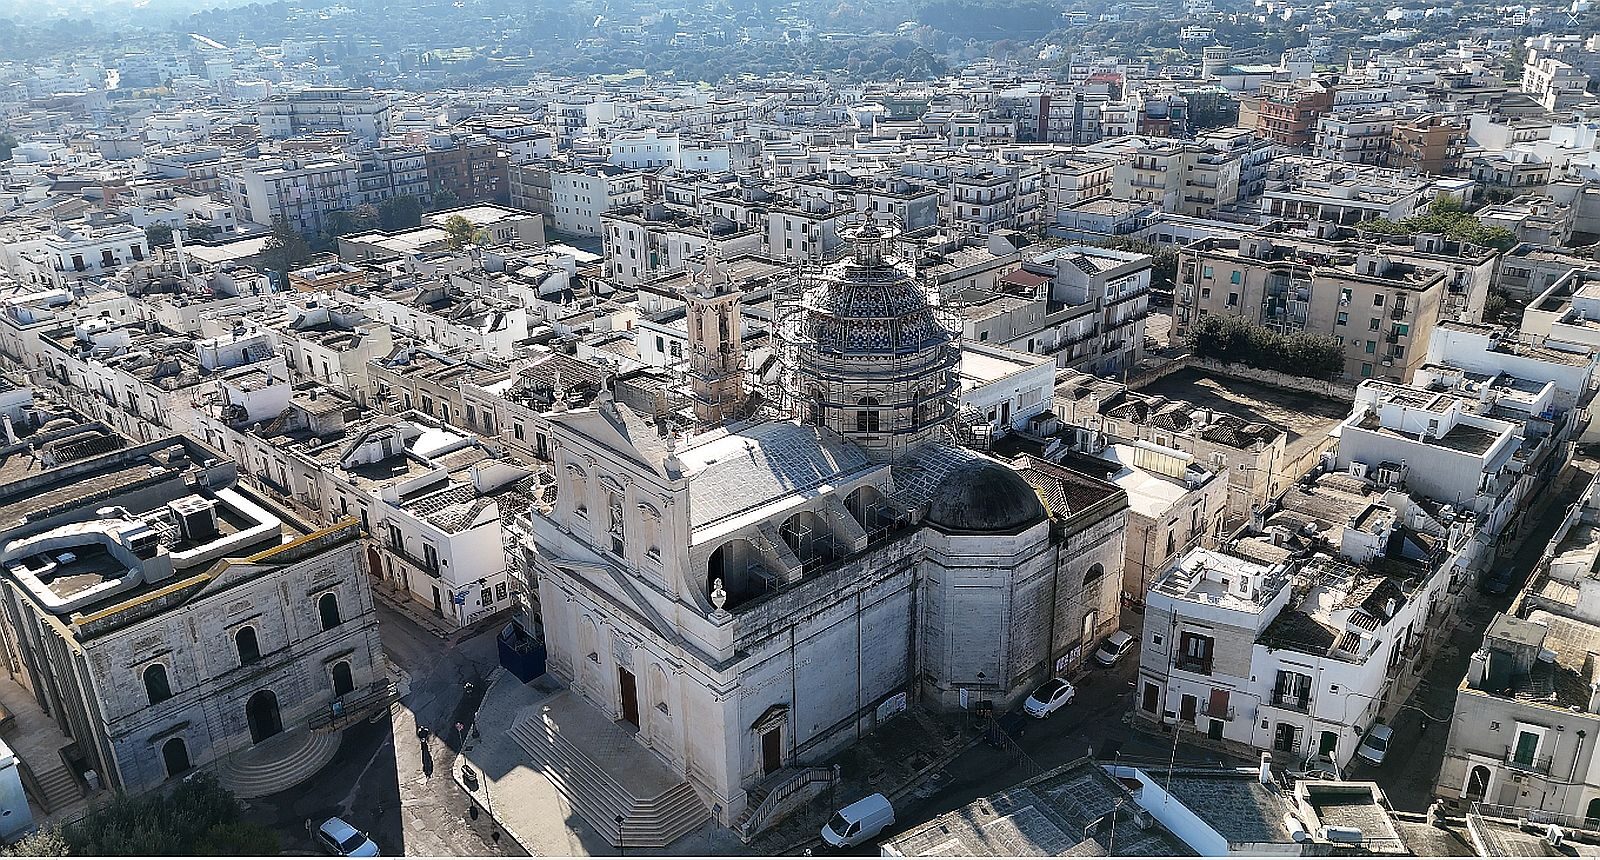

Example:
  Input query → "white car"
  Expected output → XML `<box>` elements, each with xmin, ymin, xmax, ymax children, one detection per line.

<box><xmin>1093</xmin><ymin>630</ymin><xmax>1136</xmax><ymax>666</ymax></box>
<box><xmin>1355</xmin><ymin>724</ymin><xmax>1394</xmax><ymax>766</ymax></box>
<box><xmin>1023</xmin><ymin>678</ymin><xmax>1076</xmax><ymax>718</ymax></box>
<box><xmin>317</xmin><ymin>817</ymin><xmax>380</xmax><ymax>857</ymax></box>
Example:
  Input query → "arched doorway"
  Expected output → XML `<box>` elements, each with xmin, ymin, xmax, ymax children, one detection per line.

<box><xmin>1587</xmin><ymin>798</ymin><xmax>1600</xmax><ymax>828</ymax></box>
<box><xmin>1465</xmin><ymin>765</ymin><xmax>1491</xmax><ymax>802</ymax></box>
<box><xmin>162</xmin><ymin>737</ymin><xmax>191</xmax><ymax>778</ymax></box>
<box><xmin>246</xmin><ymin>690</ymin><xmax>282</xmax><ymax>744</ymax></box>
<box><xmin>332</xmin><ymin>661</ymin><xmax>355</xmax><ymax>698</ymax></box>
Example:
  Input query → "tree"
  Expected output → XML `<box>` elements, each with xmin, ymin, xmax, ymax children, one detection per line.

<box><xmin>0</xmin><ymin>132</ymin><xmax>16</xmax><ymax>162</ymax></box>
<box><xmin>378</xmin><ymin>195</ymin><xmax>423</xmax><ymax>231</ymax></box>
<box><xmin>261</xmin><ymin>217</ymin><xmax>311</xmax><ymax>285</ymax></box>
<box><xmin>441</xmin><ymin>214</ymin><xmax>486</xmax><ymax>249</ymax></box>
<box><xmin>188</xmin><ymin>224</ymin><xmax>220</xmax><ymax>242</ymax></box>
<box><xmin>1355</xmin><ymin>195</ymin><xmax>1519</xmax><ymax>251</ymax></box>
<box><xmin>1187</xmin><ymin>314</ymin><xmax>1344</xmax><ymax>380</ymax></box>
<box><xmin>2</xmin><ymin>826</ymin><xmax>69</xmax><ymax>856</ymax></box>
<box><xmin>145</xmin><ymin>224</ymin><xmax>174</xmax><ymax>249</ymax></box>
<box><xmin>4</xmin><ymin>772</ymin><xmax>277</xmax><ymax>856</ymax></box>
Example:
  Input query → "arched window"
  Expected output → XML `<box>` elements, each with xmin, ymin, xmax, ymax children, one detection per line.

<box><xmin>235</xmin><ymin>626</ymin><xmax>261</xmax><ymax>665</ymax></box>
<box><xmin>855</xmin><ymin>397</ymin><xmax>881</xmax><ymax>433</ymax></box>
<box><xmin>1587</xmin><ymin>797</ymin><xmax>1600</xmax><ymax>828</ymax></box>
<box><xmin>319</xmin><ymin>593</ymin><xmax>341</xmax><ymax>630</ymax></box>
<box><xmin>1083</xmin><ymin>563</ymin><xmax>1106</xmax><ymax>587</ymax></box>
<box><xmin>144</xmin><ymin>663</ymin><xmax>172</xmax><ymax>705</ymax></box>
<box><xmin>331</xmin><ymin>661</ymin><xmax>355</xmax><ymax>697</ymax></box>
<box><xmin>1466</xmin><ymin>765</ymin><xmax>1491</xmax><ymax>802</ymax></box>
<box><xmin>161</xmin><ymin>737</ymin><xmax>191</xmax><ymax>778</ymax></box>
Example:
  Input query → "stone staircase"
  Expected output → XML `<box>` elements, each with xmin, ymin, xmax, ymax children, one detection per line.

<box><xmin>29</xmin><ymin>761</ymin><xmax>82</xmax><ymax>813</ymax></box>
<box><xmin>214</xmin><ymin>729</ymin><xmax>341</xmax><ymax>799</ymax></box>
<box><xmin>508</xmin><ymin>711</ymin><xmax>708</xmax><ymax>848</ymax></box>
<box><xmin>732</xmin><ymin>766</ymin><xmax>836</xmax><ymax>841</ymax></box>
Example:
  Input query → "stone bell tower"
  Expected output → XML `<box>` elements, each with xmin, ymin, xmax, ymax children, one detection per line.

<box><xmin>683</xmin><ymin>239</ymin><xmax>746</xmax><ymax>426</ymax></box>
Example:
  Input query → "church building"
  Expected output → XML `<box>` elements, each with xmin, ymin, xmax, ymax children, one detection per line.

<box><xmin>523</xmin><ymin>223</ymin><xmax>1130</xmax><ymax>835</ymax></box>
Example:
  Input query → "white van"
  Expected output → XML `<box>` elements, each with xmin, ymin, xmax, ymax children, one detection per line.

<box><xmin>821</xmin><ymin>793</ymin><xmax>895</xmax><ymax>848</ymax></box>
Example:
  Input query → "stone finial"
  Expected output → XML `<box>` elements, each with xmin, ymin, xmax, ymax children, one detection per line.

<box><xmin>710</xmin><ymin>578</ymin><xmax>728</xmax><ymax>611</ymax></box>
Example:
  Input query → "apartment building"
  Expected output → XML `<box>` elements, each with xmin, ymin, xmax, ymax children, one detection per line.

<box><xmin>549</xmin><ymin>165</ymin><xmax>646</xmax><ymax>237</ymax></box>
<box><xmin>424</xmin><ymin>138</ymin><xmax>510</xmax><ymax>206</ymax></box>
<box><xmin>1259</xmin><ymin>158</ymin><xmax>1434</xmax><ymax>240</ymax></box>
<box><xmin>1255</xmin><ymin>79</ymin><xmax>1335</xmax><ymax>148</ymax></box>
<box><xmin>0</xmin><ymin>219</ymin><xmax>149</xmax><ymax>289</ymax></box>
<box><xmin>1176</xmin><ymin>232</ymin><xmax>1447</xmax><ymax>382</ymax></box>
<box><xmin>1389</xmin><ymin>114</ymin><xmax>1467</xmax><ymax>176</ymax></box>
<box><xmin>1520</xmin><ymin>57</ymin><xmax>1592</xmax><ymax>112</ymax></box>
<box><xmin>600</xmin><ymin>202</ymin><xmax>764</xmax><ymax>288</ymax></box>
<box><xmin>355</xmin><ymin>148</ymin><xmax>429</xmax><ymax>206</ymax></box>
<box><xmin>256</xmin><ymin>87</ymin><xmax>391</xmax><ymax>142</ymax></box>
<box><xmin>220</xmin><ymin>156</ymin><xmax>359</xmax><ymax>235</ymax></box>
<box><xmin>1111</xmin><ymin>138</ymin><xmax>1241</xmax><ymax>217</ymax></box>
<box><xmin>1314</xmin><ymin>110</ymin><xmax>1397</xmax><ymax>166</ymax></box>
<box><xmin>1138</xmin><ymin>468</ymin><xmax>1478</xmax><ymax>768</ymax></box>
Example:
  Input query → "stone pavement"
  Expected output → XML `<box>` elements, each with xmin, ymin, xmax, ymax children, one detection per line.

<box><xmin>456</xmin><ymin>671</ymin><xmax>974</xmax><ymax>856</ymax></box>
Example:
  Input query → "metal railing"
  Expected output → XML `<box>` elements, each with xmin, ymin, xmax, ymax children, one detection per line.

<box><xmin>736</xmin><ymin>767</ymin><xmax>836</xmax><ymax>840</ymax></box>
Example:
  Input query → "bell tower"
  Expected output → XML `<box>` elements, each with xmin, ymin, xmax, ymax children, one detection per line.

<box><xmin>684</xmin><ymin>239</ymin><xmax>745</xmax><ymax>426</ymax></box>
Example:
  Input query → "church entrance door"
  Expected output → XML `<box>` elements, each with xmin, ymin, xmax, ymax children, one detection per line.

<box><xmin>618</xmin><ymin>667</ymin><xmax>640</xmax><ymax>727</ymax></box>
<box><xmin>761</xmin><ymin>727</ymin><xmax>782</xmax><ymax>775</ymax></box>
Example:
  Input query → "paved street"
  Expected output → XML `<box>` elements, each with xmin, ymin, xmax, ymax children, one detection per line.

<box><xmin>245</xmin><ymin>603</ymin><xmax>521</xmax><ymax>856</ymax></box>
<box><xmin>1344</xmin><ymin>461</ymin><xmax>1595</xmax><ymax>812</ymax></box>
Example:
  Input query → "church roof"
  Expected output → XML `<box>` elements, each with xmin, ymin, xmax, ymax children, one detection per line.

<box><xmin>679</xmin><ymin>420</ymin><xmax>874</xmax><ymax>533</ymax></box>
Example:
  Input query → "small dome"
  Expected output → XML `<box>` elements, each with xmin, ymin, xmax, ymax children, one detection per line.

<box><xmin>925</xmin><ymin>461</ymin><xmax>1046</xmax><ymax>534</ymax></box>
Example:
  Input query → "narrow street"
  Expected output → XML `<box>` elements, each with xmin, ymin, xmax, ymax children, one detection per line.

<box><xmin>891</xmin><ymin>612</ymin><xmax>1248</xmax><ymax>843</ymax></box>
<box><xmin>1344</xmin><ymin>461</ymin><xmax>1595</xmax><ymax>811</ymax></box>
<box><xmin>244</xmin><ymin>603</ymin><xmax>521</xmax><ymax>856</ymax></box>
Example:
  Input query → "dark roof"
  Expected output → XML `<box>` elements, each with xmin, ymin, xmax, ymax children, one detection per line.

<box><xmin>925</xmin><ymin>461</ymin><xmax>1047</xmax><ymax>534</ymax></box>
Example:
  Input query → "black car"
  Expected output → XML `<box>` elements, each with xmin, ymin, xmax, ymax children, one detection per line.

<box><xmin>1149</xmin><ymin>289</ymin><xmax>1174</xmax><ymax>307</ymax></box>
<box><xmin>1480</xmin><ymin>566</ymin><xmax>1516</xmax><ymax>595</ymax></box>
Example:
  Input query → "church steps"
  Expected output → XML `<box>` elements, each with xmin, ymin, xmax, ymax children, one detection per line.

<box><xmin>508</xmin><ymin>715</ymin><xmax>707</xmax><ymax>847</ymax></box>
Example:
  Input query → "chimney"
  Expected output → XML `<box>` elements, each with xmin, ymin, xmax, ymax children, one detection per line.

<box><xmin>1259</xmin><ymin>752</ymin><xmax>1274</xmax><ymax>785</ymax></box>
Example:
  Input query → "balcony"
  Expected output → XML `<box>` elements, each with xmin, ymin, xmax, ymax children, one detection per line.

<box><xmin>1271</xmin><ymin>693</ymin><xmax>1312</xmax><ymax>713</ymax></box>
<box><xmin>1390</xmin><ymin>305</ymin><xmax>1408</xmax><ymax>320</ymax></box>
<box><xmin>1174</xmin><ymin>657</ymin><xmax>1212</xmax><ymax>675</ymax></box>
<box><xmin>1504</xmin><ymin>747</ymin><xmax>1553</xmax><ymax>775</ymax></box>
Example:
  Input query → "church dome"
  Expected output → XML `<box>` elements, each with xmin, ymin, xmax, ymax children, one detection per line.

<box><xmin>924</xmin><ymin>461</ymin><xmax>1047</xmax><ymax>534</ymax></box>
<box><xmin>799</xmin><ymin>222</ymin><xmax>953</xmax><ymax>356</ymax></box>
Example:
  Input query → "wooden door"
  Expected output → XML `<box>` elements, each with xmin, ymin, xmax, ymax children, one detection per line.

<box><xmin>619</xmin><ymin>667</ymin><xmax>640</xmax><ymax>727</ymax></box>
<box><xmin>1179</xmin><ymin>694</ymin><xmax>1197</xmax><ymax>724</ymax></box>
<box><xmin>761</xmin><ymin>727</ymin><xmax>782</xmax><ymax>775</ymax></box>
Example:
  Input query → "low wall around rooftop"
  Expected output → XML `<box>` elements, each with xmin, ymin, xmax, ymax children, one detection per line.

<box><xmin>1128</xmin><ymin>354</ymin><xmax>1358</xmax><ymax>401</ymax></box>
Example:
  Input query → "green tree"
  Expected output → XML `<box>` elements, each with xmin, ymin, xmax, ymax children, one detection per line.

<box><xmin>3</xmin><ymin>826</ymin><xmax>69</xmax><ymax>856</ymax></box>
<box><xmin>145</xmin><ymin>223</ymin><xmax>174</xmax><ymax>249</ymax></box>
<box><xmin>378</xmin><ymin>195</ymin><xmax>423</xmax><ymax>231</ymax></box>
<box><xmin>261</xmin><ymin>217</ymin><xmax>312</xmax><ymax>285</ymax></box>
<box><xmin>5</xmin><ymin>772</ymin><xmax>277</xmax><ymax>856</ymax></box>
<box><xmin>0</xmin><ymin>132</ymin><xmax>16</xmax><ymax>162</ymax></box>
<box><xmin>441</xmin><ymin>214</ymin><xmax>486</xmax><ymax>249</ymax></box>
<box><xmin>188</xmin><ymin>224</ymin><xmax>220</xmax><ymax>242</ymax></box>
<box><xmin>1355</xmin><ymin>195</ymin><xmax>1520</xmax><ymax>251</ymax></box>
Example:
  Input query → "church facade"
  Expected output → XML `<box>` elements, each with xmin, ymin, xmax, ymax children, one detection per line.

<box><xmin>524</xmin><ymin>224</ymin><xmax>1130</xmax><ymax>826</ymax></box>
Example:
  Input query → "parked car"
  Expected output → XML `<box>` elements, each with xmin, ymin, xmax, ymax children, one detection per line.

<box><xmin>1023</xmin><ymin>678</ymin><xmax>1076</xmax><ymax>718</ymax></box>
<box><xmin>821</xmin><ymin>793</ymin><xmax>895</xmax><ymax>849</ymax></box>
<box><xmin>317</xmin><ymin>818</ymin><xmax>379</xmax><ymax>857</ymax></box>
<box><xmin>1297</xmin><ymin>754</ymin><xmax>1341</xmax><ymax>781</ymax></box>
<box><xmin>984</xmin><ymin>711</ymin><xmax>1030</xmax><ymax>748</ymax></box>
<box><xmin>1094</xmin><ymin>630</ymin><xmax>1136</xmax><ymax>666</ymax></box>
<box><xmin>1356</xmin><ymin>724</ymin><xmax>1394</xmax><ymax>766</ymax></box>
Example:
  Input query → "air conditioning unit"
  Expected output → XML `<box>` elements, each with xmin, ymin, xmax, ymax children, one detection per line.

<box><xmin>168</xmin><ymin>495</ymin><xmax>219</xmax><ymax>542</ymax></box>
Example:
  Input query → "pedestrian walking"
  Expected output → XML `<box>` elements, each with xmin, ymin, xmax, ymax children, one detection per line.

<box><xmin>1419</xmin><ymin>716</ymin><xmax>1430</xmax><ymax>734</ymax></box>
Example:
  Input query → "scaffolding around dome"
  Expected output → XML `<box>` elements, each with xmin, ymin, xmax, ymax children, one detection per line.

<box><xmin>768</xmin><ymin>219</ymin><xmax>965</xmax><ymax>463</ymax></box>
